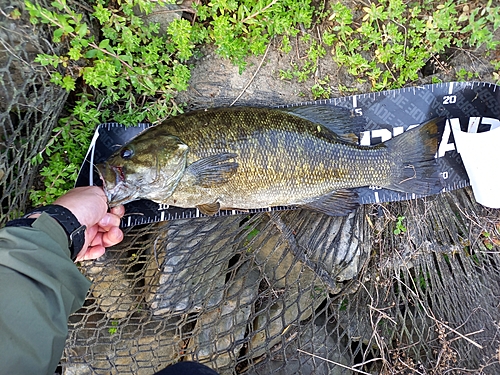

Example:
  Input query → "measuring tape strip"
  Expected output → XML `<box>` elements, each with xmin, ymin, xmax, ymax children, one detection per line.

<box><xmin>75</xmin><ymin>81</ymin><xmax>500</xmax><ymax>227</ymax></box>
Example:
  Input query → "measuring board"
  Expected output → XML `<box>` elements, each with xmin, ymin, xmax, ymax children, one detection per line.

<box><xmin>76</xmin><ymin>81</ymin><xmax>500</xmax><ymax>227</ymax></box>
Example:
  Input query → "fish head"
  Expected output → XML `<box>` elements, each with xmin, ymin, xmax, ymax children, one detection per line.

<box><xmin>96</xmin><ymin>134</ymin><xmax>189</xmax><ymax>206</ymax></box>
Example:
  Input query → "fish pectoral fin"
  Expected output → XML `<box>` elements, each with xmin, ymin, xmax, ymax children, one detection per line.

<box><xmin>303</xmin><ymin>189</ymin><xmax>359</xmax><ymax>216</ymax></box>
<box><xmin>197</xmin><ymin>202</ymin><xmax>221</xmax><ymax>216</ymax></box>
<box><xmin>187</xmin><ymin>153</ymin><xmax>238</xmax><ymax>188</ymax></box>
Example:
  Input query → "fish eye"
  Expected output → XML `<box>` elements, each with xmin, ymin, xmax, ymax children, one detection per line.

<box><xmin>120</xmin><ymin>148</ymin><xmax>134</xmax><ymax>159</ymax></box>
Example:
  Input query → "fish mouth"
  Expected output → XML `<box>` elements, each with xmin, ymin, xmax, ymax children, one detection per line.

<box><xmin>96</xmin><ymin>163</ymin><xmax>135</xmax><ymax>206</ymax></box>
<box><xmin>111</xmin><ymin>165</ymin><xmax>126</xmax><ymax>185</ymax></box>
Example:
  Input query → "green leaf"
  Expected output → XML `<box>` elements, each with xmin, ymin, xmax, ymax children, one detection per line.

<box><xmin>49</xmin><ymin>71</ymin><xmax>63</xmax><ymax>85</ymax></box>
<box><xmin>51</xmin><ymin>0</ymin><xmax>65</xmax><ymax>11</ymax></box>
<box><xmin>34</xmin><ymin>54</ymin><xmax>60</xmax><ymax>68</ymax></box>
<box><xmin>93</xmin><ymin>3</ymin><xmax>112</xmax><ymax>23</ymax></box>
<box><xmin>77</xmin><ymin>23</ymin><xmax>88</xmax><ymax>37</ymax></box>
<box><xmin>98</xmin><ymin>39</ymin><xmax>110</xmax><ymax>49</ymax></box>
<box><xmin>53</xmin><ymin>28</ymin><xmax>64</xmax><ymax>43</ymax></box>
<box><xmin>84</xmin><ymin>49</ymin><xmax>101</xmax><ymax>59</ymax></box>
<box><xmin>68</xmin><ymin>46</ymin><xmax>82</xmax><ymax>60</ymax></box>
<box><xmin>62</xmin><ymin>75</ymin><xmax>76</xmax><ymax>91</ymax></box>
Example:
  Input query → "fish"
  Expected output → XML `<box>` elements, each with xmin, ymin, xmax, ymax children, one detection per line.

<box><xmin>96</xmin><ymin>106</ymin><xmax>441</xmax><ymax>216</ymax></box>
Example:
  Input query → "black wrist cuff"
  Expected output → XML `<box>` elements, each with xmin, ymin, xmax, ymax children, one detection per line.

<box><xmin>6</xmin><ymin>205</ymin><xmax>86</xmax><ymax>260</ymax></box>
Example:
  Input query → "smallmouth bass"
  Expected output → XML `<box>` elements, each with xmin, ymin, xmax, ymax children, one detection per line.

<box><xmin>97</xmin><ymin>106</ymin><xmax>441</xmax><ymax>216</ymax></box>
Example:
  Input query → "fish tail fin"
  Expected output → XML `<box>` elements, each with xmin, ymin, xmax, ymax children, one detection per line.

<box><xmin>384</xmin><ymin>118</ymin><xmax>442</xmax><ymax>195</ymax></box>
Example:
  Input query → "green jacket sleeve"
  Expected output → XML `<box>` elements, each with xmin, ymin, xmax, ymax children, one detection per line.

<box><xmin>0</xmin><ymin>213</ymin><xmax>91</xmax><ymax>375</ymax></box>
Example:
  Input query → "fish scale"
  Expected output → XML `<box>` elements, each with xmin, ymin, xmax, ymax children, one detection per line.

<box><xmin>161</xmin><ymin>109</ymin><xmax>391</xmax><ymax>205</ymax></box>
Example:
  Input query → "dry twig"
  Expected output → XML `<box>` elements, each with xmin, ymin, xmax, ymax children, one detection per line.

<box><xmin>297</xmin><ymin>349</ymin><xmax>382</xmax><ymax>375</ymax></box>
<box><xmin>230</xmin><ymin>42</ymin><xmax>271</xmax><ymax>106</ymax></box>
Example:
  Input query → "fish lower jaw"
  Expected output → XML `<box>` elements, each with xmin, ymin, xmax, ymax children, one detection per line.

<box><xmin>106</xmin><ymin>183</ymin><xmax>140</xmax><ymax>207</ymax></box>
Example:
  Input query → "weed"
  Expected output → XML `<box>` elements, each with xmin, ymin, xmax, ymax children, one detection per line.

<box><xmin>492</xmin><ymin>60</ymin><xmax>500</xmax><ymax>84</ymax></box>
<box><xmin>393</xmin><ymin>216</ymin><xmax>407</xmax><ymax>235</ymax></box>
<box><xmin>108</xmin><ymin>320</ymin><xmax>119</xmax><ymax>335</ymax></box>
<box><xmin>322</xmin><ymin>0</ymin><xmax>500</xmax><ymax>90</ymax></box>
<box><xmin>417</xmin><ymin>271</ymin><xmax>431</xmax><ymax>293</ymax></box>
<box><xmin>26</xmin><ymin>0</ymin><xmax>500</xmax><ymax>204</ymax></box>
<box><xmin>246</xmin><ymin>228</ymin><xmax>260</xmax><ymax>242</ymax></box>
<box><xmin>311</xmin><ymin>285</ymin><xmax>327</xmax><ymax>298</ymax></box>
<box><xmin>26</xmin><ymin>0</ymin><xmax>191</xmax><ymax>204</ymax></box>
<box><xmin>442</xmin><ymin>253</ymin><xmax>451</xmax><ymax>266</ymax></box>
<box><xmin>30</xmin><ymin>94</ymin><xmax>100</xmax><ymax>205</ymax></box>
<box><xmin>311</xmin><ymin>76</ymin><xmax>332</xmax><ymax>99</ymax></box>
<box><xmin>196</xmin><ymin>0</ymin><xmax>314</xmax><ymax>72</ymax></box>
<box><xmin>481</xmin><ymin>230</ymin><xmax>500</xmax><ymax>250</ymax></box>
<box><xmin>339</xmin><ymin>297</ymin><xmax>348</xmax><ymax>311</ymax></box>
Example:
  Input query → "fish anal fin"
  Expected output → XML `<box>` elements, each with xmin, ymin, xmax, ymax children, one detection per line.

<box><xmin>197</xmin><ymin>201</ymin><xmax>221</xmax><ymax>216</ymax></box>
<box><xmin>188</xmin><ymin>153</ymin><xmax>238</xmax><ymax>187</ymax></box>
<box><xmin>303</xmin><ymin>189</ymin><xmax>359</xmax><ymax>216</ymax></box>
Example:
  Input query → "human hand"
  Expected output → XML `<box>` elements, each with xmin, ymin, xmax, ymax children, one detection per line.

<box><xmin>53</xmin><ymin>186</ymin><xmax>125</xmax><ymax>261</ymax></box>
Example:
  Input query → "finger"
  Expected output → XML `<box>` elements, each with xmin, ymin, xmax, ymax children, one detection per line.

<box><xmin>98</xmin><ymin>212</ymin><xmax>122</xmax><ymax>230</ymax></box>
<box><xmin>83</xmin><ymin>225</ymin><xmax>99</xmax><ymax>251</ymax></box>
<box><xmin>55</xmin><ymin>187</ymin><xmax>108</xmax><ymax>228</ymax></box>
<box><xmin>90</xmin><ymin>232</ymin><xmax>104</xmax><ymax>247</ymax></box>
<box><xmin>101</xmin><ymin>226</ymin><xmax>124</xmax><ymax>247</ymax></box>
<box><xmin>110</xmin><ymin>205</ymin><xmax>125</xmax><ymax>218</ymax></box>
<box><xmin>76</xmin><ymin>245</ymin><xmax>106</xmax><ymax>262</ymax></box>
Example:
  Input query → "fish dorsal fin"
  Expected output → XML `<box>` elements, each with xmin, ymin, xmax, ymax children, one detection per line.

<box><xmin>280</xmin><ymin>105</ymin><xmax>366</xmax><ymax>142</ymax></box>
<box><xmin>187</xmin><ymin>153</ymin><xmax>238</xmax><ymax>187</ymax></box>
<box><xmin>303</xmin><ymin>189</ymin><xmax>359</xmax><ymax>216</ymax></box>
<box><xmin>197</xmin><ymin>201</ymin><xmax>221</xmax><ymax>216</ymax></box>
<box><xmin>339</xmin><ymin>133</ymin><xmax>359</xmax><ymax>143</ymax></box>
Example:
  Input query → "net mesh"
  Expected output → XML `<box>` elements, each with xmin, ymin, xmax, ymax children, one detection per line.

<box><xmin>2</xmin><ymin>3</ymin><xmax>500</xmax><ymax>375</ymax></box>
<box><xmin>62</xmin><ymin>189</ymin><xmax>500</xmax><ymax>375</ymax></box>
<box><xmin>0</xmin><ymin>0</ymin><xmax>68</xmax><ymax>224</ymax></box>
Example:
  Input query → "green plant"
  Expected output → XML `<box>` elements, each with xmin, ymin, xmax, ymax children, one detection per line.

<box><xmin>311</xmin><ymin>285</ymin><xmax>326</xmax><ymax>298</ymax></box>
<box><xmin>278</xmin><ymin>35</ymin><xmax>328</xmax><ymax>88</ymax></box>
<box><xmin>194</xmin><ymin>0</ymin><xmax>314</xmax><ymax>72</ymax></box>
<box><xmin>243</xmin><ymin>225</ymin><xmax>260</xmax><ymax>253</ymax></box>
<box><xmin>108</xmin><ymin>320</ymin><xmax>119</xmax><ymax>335</ymax></box>
<box><xmin>30</xmin><ymin>95</ymin><xmax>100</xmax><ymax>205</ymax></box>
<box><xmin>492</xmin><ymin>60</ymin><xmax>500</xmax><ymax>84</ymax></box>
<box><xmin>311</xmin><ymin>76</ymin><xmax>331</xmax><ymax>99</ymax></box>
<box><xmin>27</xmin><ymin>0</ymin><xmax>500</xmax><ymax>206</ymax></box>
<box><xmin>393</xmin><ymin>216</ymin><xmax>407</xmax><ymax>235</ymax></box>
<box><xmin>322</xmin><ymin>0</ymin><xmax>500</xmax><ymax>90</ymax></box>
<box><xmin>26</xmin><ymin>0</ymin><xmax>195</xmax><ymax>204</ymax></box>
<box><xmin>339</xmin><ymin>297</ymin><xmax>348</xmax><ymax>311</ymax></box>
<box><xmin>26</xmin><ymin>0</ymin><xmax>196</xmax><ymax>121</ymax></box>
<box><xmin>416</xmin><ymin>271</ymin><xmax>431</xmax><ymax>292</ymax></box>
<box><xmin>481</xmin><ymin>230</ymin><xmax>500</xmax><ymax>250</ymax></box>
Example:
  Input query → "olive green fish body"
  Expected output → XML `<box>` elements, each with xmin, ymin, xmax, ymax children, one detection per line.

<box><xmin>98</xmin><ymin>107</ymin><xmax>439</xmax><ymax>215</ymax></box>
<box><xmin>158</xmin><ymin>109</ymin><xmax>391</xmax><ymax>208</ymax></box>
